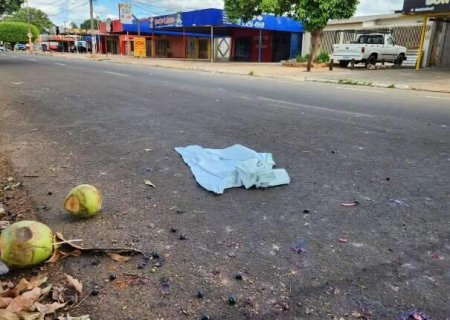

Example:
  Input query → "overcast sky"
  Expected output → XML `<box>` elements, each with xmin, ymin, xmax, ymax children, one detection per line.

<box><xmin>28</xmin><ymin>0</ymin><xmax>405</xmax><ymax>25</ymax></box>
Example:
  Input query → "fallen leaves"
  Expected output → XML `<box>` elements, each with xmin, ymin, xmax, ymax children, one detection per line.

<box><xmin>107</xmin><ymin>253</ymin><xmax>132</xmax><ymax>263</ymax></box>
<box><xmin>6</xmin><ymin>287</ymin><xmax>41</xmax><ymax>313</ymax></box>
<box><xmin>64</xmin><ymin>275</ymin><xmax>82</xmax><ymax>296</ymax></box>
<box><xmin>0</xmin><ymin>309</ymin><xmax>20</xmax><ymax>320</ymax></box>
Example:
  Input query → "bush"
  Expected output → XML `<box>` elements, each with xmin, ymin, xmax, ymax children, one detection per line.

<box><xmin>296</xmin><ymin>54</ymin><xmax>310</xmax><ymax>63</ymax></box>
<box><xmin>0</xmin><ymin>22</ymin><xmax>39</xmax><ymax>43</ymax></box>
<box><xmin>316</xmin><ymin>51</ymin><xmax>330</xmax><ymax>63</ymax></box>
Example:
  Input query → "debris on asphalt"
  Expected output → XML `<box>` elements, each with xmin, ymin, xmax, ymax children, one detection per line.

<box><xmin>144</xmin><ymin>179</ymin><xmax>156</xmax><ymax>188</ymax></box>
<box><xmin>12</xmin><ymin>82</ymin><xmax>23</xmax><ymax>86</ymax></box>
<box><xmin>390</xmin><ymin>199</ymin><xmax>410</xmax><ymax>208</ymax></box>
<box><xmin>175</xmin><ymin>144</ymin><xmax>290</xmax><ymax>194</ymax></box>
<box><xmin>144</xmin><ymin>149</ymin><xmax>152</xmax><ymax>152</ymax></box>
<box><xmin>0</xmin><ymin>221</ymin><xmax>53</xmax><ymax>269</ymax></box>
<box><xmin>398</xmin><ymin>310</ymin><xmax>429</xmax><ymax>320</ymax></box>
<box><xmin>200</xmin><ymin>313</ymin><xmax>210</xmax><ymax>320</ymax></box>
<box><xmin>0</xmin><ymin>204</ymin><xmax>5</xmax><ymax>215</ymax></box>
<box><xmin>196</xmin><ymin>290</ymin><xmax>204</xmax><ymax>299</ymax></box>
<box><xmin>338</xmin><ymin>238</ymin><xmax>349</xmax><ymax>244</ymax></box>
<box><xmin>341</xmin><ymin>201</ymin><xmax>360</xmax><ymax>207</ymax></box>
<box><xmin>227</xmin><ymin>295</ymin><xmax>237</xmax><ymax>306</ymax></box>
<box><xmin>64</xmin><ymin>184</ymin><xmax>102</xmax><ymax>219</ymax></box>
<box><xmin>303</xmin><ymin>209</ymin><xmax>310</xmax><ymax>214</ymax></box>
<box><xmin>290</xmin><ymin>240</ymin><xmax>306</xmax><ymax>255</ymax></box>
<box><xmin>178</xmin><ymin>233</ymin><xmax>187</xmax><ymax>241</ymax></box>
<box><xmin>235</xmin><ymin>274</ymin><xmax>243</xmax><ymax>281</ymax></box>
<box><xmin>0</xmin><ymin>275</ymin><xmax>83</xmax><ymax>319</ymax></box>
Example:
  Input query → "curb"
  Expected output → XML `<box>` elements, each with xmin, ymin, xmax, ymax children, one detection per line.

<box><xmin>305</xmin><ymin>78</ymin><xmax>410</xmax><ymax>90</ymax></box>
<box><xmin>41</xmin><ymin>53</ymin><xmax>450</xmax><ymax>95</ymax></box>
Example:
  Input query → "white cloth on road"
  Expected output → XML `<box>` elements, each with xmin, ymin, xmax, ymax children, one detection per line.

<box><xmin>175</xmin><ymin>144</ymin><xmax>290</xmax><ymax>194</ymax></box>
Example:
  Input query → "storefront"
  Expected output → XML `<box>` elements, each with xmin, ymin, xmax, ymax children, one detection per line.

<box><xmin>99</xmin><ymin>8</ymin><xmax>304</xmax><ymax>62</ymax></box>
<box><xmin>403</xmin><ymin>0</ymin><xmax>450</xmax><ymax>68</ymax></box>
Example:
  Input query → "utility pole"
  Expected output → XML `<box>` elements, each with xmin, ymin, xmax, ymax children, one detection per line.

<box><xmin>26</xmin><ymin>0</ymin><xmax>33</xmax><ymax>53</ymax></box>
<box><xmin>89</xmin><ymin>0</ymin><xmax>96</xmax><ymax>55</ymax></box>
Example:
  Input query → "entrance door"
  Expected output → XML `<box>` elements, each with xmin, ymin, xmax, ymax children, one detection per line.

<box><xmin>156</xmin><ymin>40</ymin><xmax>169</xmax><ymax>57</ymax></box>
<box><xmin>272</xmin><ymin>32</ymin><xmax>291</xmax><ymax>62</ymax></box>
<box><xmin>235</xmin><ymin>38</ymin><xmax>251</xmax><ymax>61</ymax></box>
<box><xmin>441</xmin><ymin>24</ymin><xmax>450</xmax><ymax>66</ymax></box>
<box><xmin>198</xmin><ymin>39</ymin><xmax>209</xmax><ymax>59</ymax></box>
<box><xmin>146</xmin><ymin>39</ymin><xmax>152</xmax><ymax>57</ymax></box>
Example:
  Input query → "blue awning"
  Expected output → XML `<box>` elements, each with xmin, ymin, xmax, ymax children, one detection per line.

<box><xmin>150</xmin><ymin>9</ymin><xmax>304</xmax><ymax>33</ymax></box>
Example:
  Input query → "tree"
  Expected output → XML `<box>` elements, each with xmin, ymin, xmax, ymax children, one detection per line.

<box><xmin>0</xmin><ymin>0</ymin><xmax>23</xmax><ymax>15</ymax></box>
<box><xmin>0</xmin><ymin>21</ymin><xmax>39</xmax><ymax>44</ymax></box>
<box><xmin>80</xmin><ymin>18</ymin><xmax>99</xmax><ymax>30</ymax></box>
<box><xmin>225</xmin><ymin>0</ymin><xmax>359</xmax><ymax>71</ymax></box>
<box><xmin>7</xmin><ymin>7</ymin><xmax>53</xmax><ymax>33</ymax></box>
<box><xmin>69</xmin><ymin>21</ymin><xmax>78</xmax><ymax>29</ymax></box>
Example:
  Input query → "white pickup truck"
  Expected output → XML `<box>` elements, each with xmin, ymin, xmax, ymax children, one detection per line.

<box><xmin>331</xmin><ymin>33</ymin><xmax>407</xmax><ymax>68</ymax></box>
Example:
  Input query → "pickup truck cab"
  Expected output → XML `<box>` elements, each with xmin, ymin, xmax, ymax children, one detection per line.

<box><xmin>331</xmin><ymin>34</ymin><xmax>407</xmax><ymax>68</ymax></box>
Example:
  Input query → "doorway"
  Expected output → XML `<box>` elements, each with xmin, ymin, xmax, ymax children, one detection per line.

<box><xmin>235</xmin><ymin>38</ymin><xmax>252</xmax><ymax>61</ymax></box>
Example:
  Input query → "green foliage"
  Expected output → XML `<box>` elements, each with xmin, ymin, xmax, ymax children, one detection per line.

<box><xmin>7</xmin><ymin>7</ymin><xmax>53</xmax><ymax>33</ymax></box>
<box><xmin>248</xmin><ymin>70</ymin><xmax>255</xmax><ymax>76</ymax></box>
<box><xmin>80</xmin><ymin>19</ymin><xmax>100</xmax><ymax>30</ymax></box>
<box><xmin>0</xmin><ymin>0</ymin><xmax>23</xmax><ymax>15</ymax></box>
<box><xmin>296</xmin><ymin>54</ymin><xmax>309</xmax><ymax>63</ymax></box>
<box><xmin>225</xmin><ymin>0</ymin><xmax>359</xmax><ymax>33</ymax></box>
<box><xmin>0</xmin><ymin>22</ymin><xmax>39</xmax><ymax>43</ymax></box>
<box><xmin>315</xmin><ymin>51</ymin><xmax>330</xmax><ymax>63</ymax></box>
<box><xmin>69</xmin><ymin>22</ymin><xmax>78</xmax><ymax>29</ymax></box>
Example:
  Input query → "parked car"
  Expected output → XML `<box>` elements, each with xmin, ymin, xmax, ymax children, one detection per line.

<box><xmin>0</xmin><ymin>46</ymin><xmax>5</xmax><ymax>52</ymax></box>
<box><xmin>331</xmin><ymin>33</ymin><xmax>407</xmax><ymax>68</ymax></box>
<box><xmin>14</xmin><ymin>44</ymin><xmax>27</xmax><ymax>51</ymax></box>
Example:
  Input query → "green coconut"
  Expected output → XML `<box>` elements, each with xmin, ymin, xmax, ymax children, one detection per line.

<box><xmin>0</xmin><ymin>221</ymin><xmax>53</xmax><ymax>269</ymax></box>
<box><xmin>64</xmin><ymin>184</ymin><xmax>102</xmax><ymax>218</ymax></box>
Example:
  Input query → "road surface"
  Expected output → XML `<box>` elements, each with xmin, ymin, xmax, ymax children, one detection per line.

<box><xmin>0</xmin><ymin>52</ymin><xmax>449</xmax><ymax>319</ymax></box>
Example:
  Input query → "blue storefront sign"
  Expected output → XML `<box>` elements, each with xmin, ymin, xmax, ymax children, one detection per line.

<box><xmin>150</xmin><ymin>13</ymin><xmax>183</xmax><ymax>29</ymax></box>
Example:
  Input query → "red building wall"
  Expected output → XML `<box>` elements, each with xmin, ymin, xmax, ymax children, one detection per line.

<box><xmin>231</xmin><ymin>29</ymin><xmax>273</xmax><ymax>62</ymax></box>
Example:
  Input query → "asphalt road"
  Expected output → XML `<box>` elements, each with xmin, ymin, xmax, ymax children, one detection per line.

<box><xmin>0</xmin><ymin>52</ymin><xmax>449</xmax><ymax>320</ymax></box>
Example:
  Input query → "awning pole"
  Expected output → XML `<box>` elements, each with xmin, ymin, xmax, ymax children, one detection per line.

<box><xmin>258</xmin><ymin>29</ymin><xmax>262</xmax><ymax>63</ymax></box>
<box><xmin>210</xmin><ymin>26</ymin><xmax>214</xmax><ymax>63</ymax></box>
<box><xmin>416</xmin><ymin>15</ymin><xmax>428</xmax><ymax>70</ymax></box>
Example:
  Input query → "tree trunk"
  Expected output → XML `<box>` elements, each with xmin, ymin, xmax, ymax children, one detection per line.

<box><xmin>307</xmin><ymin>29</ymin><xmax>324</xmax><ymax>72</ymax></box>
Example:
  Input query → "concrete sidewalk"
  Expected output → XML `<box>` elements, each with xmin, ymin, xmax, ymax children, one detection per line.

<box><xmin>45</xmin><ymin>52</ymin><xmax>450</xmax><ymax>94</ymax></box>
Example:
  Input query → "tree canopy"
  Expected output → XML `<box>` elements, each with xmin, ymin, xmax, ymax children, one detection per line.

<box><xmin>0</xmin><ymin>0</ymin><xmax>23</xmax><ymax>16</ymax></box>
<box><xmin>0</xmin><ymin>21</ymin><xmax>39</xmax><ymax>43</ymax></box>
<box><xmin>225</xmin><ymin>0</ymin><xmax>359</xmax><ymax>70</ymax></box>
<box><xmin>80</xmin><ymin>18</ymin><xmax>99</xmax><ymax>30</ymax></box>
<box><xmin>7</xmin><ymin>7</ymin><xmax>53</xmax><ymax>33</ymax></box>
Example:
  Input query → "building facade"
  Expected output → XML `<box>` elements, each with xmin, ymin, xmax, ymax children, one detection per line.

<box><xmin>98</xmin><ymin>8</ymin><xmax>304</xmax><ymax>63</ymax></box>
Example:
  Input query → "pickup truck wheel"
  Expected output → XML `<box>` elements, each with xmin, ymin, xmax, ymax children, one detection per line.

<box><xmin>366</xmin><ymin>55</ymin><xmax>377</xmax><ymax>69</ymax></box>
<box><xmin>394</xmin><ymin>54</ymin><xmax>405</xmax><ymax>66</ymax></box>
<box><xmin>339</xmin><ymin>61</ymin><xmax>350</xmax><ymax>68</ymax></box>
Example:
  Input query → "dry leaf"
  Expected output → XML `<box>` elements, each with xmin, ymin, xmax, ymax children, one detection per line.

<box><xmin>144</xmin><ymin>149</ymin><xmax>152</xmax><ymax>152</ymax></box>
<box><xmin>48</xmin><ymin>249</ymin><xmax>82</xmax><ymax>264</ymax></box>
<box><xmin>0</xmin><ymin>297</ymin><xmax>13</xmax><ymax>308</ymax></box>
<box><xmin>341</xmin><ymin>201</ymin><xmax>360</xmax><ymax>207</ymax></box>
<box><xmin>35</xmin><ymin>302</ymin><xmax>67</xmax><ymax>314</ymax></box>
<box><xmin>107</xmin><ymin>253</ymin><xmax>131</xmax><ymax>263</ymax></box>
<box><xmin>6</xmin><ymin>287</ymin><xmax>42</xmax><ymax>313</ymax></box>
<box><xmin>64</xmin><ymin>275</ymin><xmax>82</xmax><ymax>296</ymax></box>
<box><xmin>40</xmin><ymin>286</ymin><xmax>52</xmax><ymax>299</ymax></box>
<box><xmin>0</xmin><ymin>309</ymin><xmax>20</xmax><ymax>320</ymax></box>
<box><xmin>17</xmin><ymin>312</ymin><xmax>45</xmax><ymax>320</ymax></box>
<box><xmin>15</xmin><ymin>276</ymin><xmax>47</xmax><ymax>294</ymax></box>
<box><xmin>51</xmin><ymin>287</ymin><xmax>65</xmax><ymax>303</ymax></box>
<box><xmin>144</xmin><ymin>180</ymin><xmax>156</xmax><ymax>188</ymax></box>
